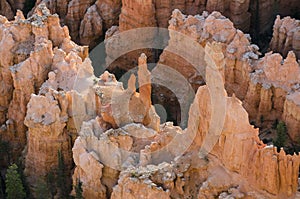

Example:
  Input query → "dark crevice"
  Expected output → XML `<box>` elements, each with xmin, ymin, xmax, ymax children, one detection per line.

<box><xmin>152</xmin><ymin>84</ymin><xmax>181</xmax><ymax>126</ymax></box>
<box><xmin>248</xmin><ymin>0</ymin><xmax>299</xmax><ymax>55</ymax></box>
<box><xmin>23</xmin><ymin>0</ymin><xmax>36</xmax><ymax>16</ymax></box>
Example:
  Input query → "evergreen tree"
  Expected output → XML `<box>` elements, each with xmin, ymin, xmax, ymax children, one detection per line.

<box><xmin>36</xmin><ymin>178</ymin><xmax>50</xmax><ymax>199</ymax></box>
<box><xmin>56</xmin><ymin>150</ymin><xmax>69</xmax><ymax>199</ymax></box>
<box><xmin>274</xmin><ymin>121</ymin><xmax>287</xmax><ymax>151</ymax></box>
<box><xmin>5</xmin><ymin>164</ymin><xmax>26</xmax><ymax>199</ymax></box>
<box><xmin>75</xmin><ymin>179</ymin><xmax>83</xmax><ymax>199</ymax></box>
<box><xmin>0</xmin><ymin>176</ymin><xmax>4</xmax><ymax>199</ymax></box>
<box><xmin>0</xmin><ymin>137</ymin><xmax>11</xmax><ymax>163</ymax></box>
<box><xmin>46</xmin><ymin>170</ymin><xmax>57</xmax><ymax>199</ymax></box>
<box><xmin>17</xmin><ymin>161</ymin><xmax>30</xmax><ymax>198</ymax></box>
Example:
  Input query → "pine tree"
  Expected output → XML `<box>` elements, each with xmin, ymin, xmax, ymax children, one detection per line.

<box><xmin>274</xmin><ymin>121</ymin><xmax>287</xmax><ymax>151</ymax></box>
<box><xmin>75</xmin><ymin>179</ymin><xmax>83</xmax><ymax>199</ymax></box>
<box><xmin>46</xmin><ymin>170</ymin><xmax>57</xmax><ymax>199</ymax></box>
<box><xmin>0</xmin><ymin>176</ymin><xmax>4</xmax><ymax>199</ymax></box>
<box><xmin>5</xmin><ymin>164</ymin><xmax>26</xmax><ymax>199</ymax></box>
<box><xmin>36</xmin><ymin>178</ymin><xmax>50</xmax><ymax>199</ymax></box>
<box><xmin>56</xmin><ymin>150</ymin><xmax>69</xmax><ymax>199</ymax></box>
<box><xmin>0</xmin><ymin>138</ymin><xmax>11</xmax><ymax>163</ymax></box>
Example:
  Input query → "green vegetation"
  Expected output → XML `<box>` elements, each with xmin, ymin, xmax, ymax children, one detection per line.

<box><xmin>56</xmin><ymin>150</ymin><xmax>71</xmax><ymax>199</ymax></box>
<box><xmin>75</xmin><ymin>179</ymin><xmax>83</xmax><ymax>199</ymax></box>
<box><xmin>273</xmin><ymin>121</ymin><xmax>287</xmax><ymax>151</ymax></box>
<box><xmin>34</xmin><ymin>150</ymin><xmax>72</xmax><ymax>199</ymax></box>
<box><xmin>0</xmin><ymin>177</ymin><xmax>4</xmax><ymax>199</ymax></box>
<box><xmin>272</xmin><ymin>119</ymin><xmax>279</xmax><ymax>129</ymax></box>
<box><xmin>5</xmin><ymin>164</ymin><xmax>26</xmax><ymax>199</ymax></box>
<box><xmin>46</xmin><ymin>170</ymin><xmax>57</xmax><ymax>199</ymax></box>
<box><xmin>36</xmin><ymin>178</ymin><xmax>50</xmax><ymax>199</ymax></box>
<box><xmin>0</xmin><ymin>137</ymin><xmax>11</xmax><ymax>163</ymax></box>
<box><xmin>260</xmin><ymin>115</ymin><xmax>264</xmax><ymax>124</ymax></box>
<box><xmin>17</xmin><ymin>162</ymin><xmax>30</xmax><ymax>198</ymax></box>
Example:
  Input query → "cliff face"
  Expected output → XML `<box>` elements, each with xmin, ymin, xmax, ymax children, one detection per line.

<box><xmin>115</xmin><ymin>0</ymin><xmax>299</xmax><ymax>37</ymax></box>
<box><xmin>243</xmin><ymin>51</ymin><xmax>300</xmax><ymax>132</ymax></box>
<box><xmin>1</xmin><ymin>0</ymin><xmax>299</xmax><ymax>51</ymax></box>
<box><xmin>0</xmin><ymin>0</ymin><xmax>15</xmax><ymax>20</ymax></box>
<box><xmin>0</xmin><ymin>0</ymin><xmax>28</xmax><ymax>20</ymax></box>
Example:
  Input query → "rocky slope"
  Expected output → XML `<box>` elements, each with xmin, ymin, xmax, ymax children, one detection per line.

<box><xmin>0</xmin><ymin>5</ymin><xmax>80</xmax><ymax>163</ymax></box>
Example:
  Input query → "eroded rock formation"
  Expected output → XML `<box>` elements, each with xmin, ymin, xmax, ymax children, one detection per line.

<box><xmin>30</xmin><ymin>0</ymin><xmax>121</xmax><ymax>48</ymax></box>
<box><xmin>155</xmin><ymin>9</ymin><xmax>300</xmax><ymax>144</ymax></box>
<box><xmin>0</xmin><ymin>4</ymin><xmax>93</xmax><ymax>195</ymax></box>
<box><xmin>270</xmin><ymin>16</ymin><xmax>300</xmax><ymax>59</ymax></box>
<box><xmin>0</xmin><ymin>2</ymin><xmax>299</xmax><ymax>199</ymax></box>
<box><xmin>72</xmin><ymin>59</ymin><xmax>300</xmax><ymax>198</ymax></box>
<box><xmin>119</xmin><ymin>0</ymin><xmax>251</xmax><ymax>32</ymax></box>
<box><xmin>0</xmin><ymin>5</ymin><xmax>79</xmax><ymax>161</ymax></box>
